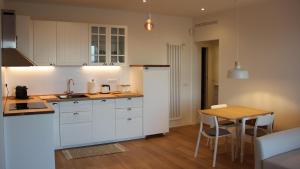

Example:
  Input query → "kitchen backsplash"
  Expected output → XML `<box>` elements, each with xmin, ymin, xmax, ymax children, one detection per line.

<box><xmin>2</xmin><ymin>66</ymin><xmax>130</xmax><ymax>96</ymax></box>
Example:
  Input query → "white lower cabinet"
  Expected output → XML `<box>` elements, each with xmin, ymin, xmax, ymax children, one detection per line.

<box><xmin>59</xmin><ymin>100</ymin><xmax>93</xmax><ymax>147</ymax></box>
<box><xmin>115</xmin><ymin>97</ymin><xmax>143</xmax><ymax>108</ymax></box>
<box><xmin>4</xmin><ymin>114</ymin><xmax>55</xmax><ymax>169</ymax></box>
<box><xmin>116</xmin><ymin>117</ymin><xmax>143</xmax><ymax>139</ymax></box>
<box><xmin>92</xmin><ymin>99</ymin><xmax>116</xmax><ymax>142</ymax></box>
<box><xmin>115</xmin><ymin>97</ymin><xmax>143</xmax><ymax>140</ymax></box>
<box><xmin>60</xmin><ymin>111</ymin><xmax>92</xmax><ymax>124</ymax></box>
<box><xmin>57</xmin><ymin>97</ymin><xmax>143</xmax><ymax>148</ymax></box>
<box><xmin>51</xmin><ymin>102</ymin><xmax>61</xmax><ymax>149</ymax></box>
<box><xmin>60</xmin><ymin>123</ymin><xmax>92</xmax><ymax>146</ymax></box>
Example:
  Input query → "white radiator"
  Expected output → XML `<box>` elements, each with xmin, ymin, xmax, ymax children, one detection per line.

<box><xmin>167</xmin><ymin>43</ymin><xmax>183</xmax><ymax>120</ymax></box>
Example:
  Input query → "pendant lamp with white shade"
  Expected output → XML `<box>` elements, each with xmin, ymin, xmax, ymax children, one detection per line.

<box><xmin>227</xmin><ymin>0</ymin><xmax>249</xmax><ymax>79</ymax></box>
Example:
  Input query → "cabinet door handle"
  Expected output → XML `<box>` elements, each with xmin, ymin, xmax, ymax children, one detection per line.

<box><xmin>127</xmin><ymin>98</ymin><xmax>132</xmax><ymax>100</ymax></box>
<box><xmin>73</xmin><ymin>112</ymin><xmax>79</xmax><ymax>116</ymax></box>
<box><xmin>127</xmin><ymin>118</ymin><xmax>132</xmax><ymax>121</ymax></box>
<box><xmin>73</xmin><ymin>101</ymin><xmax>79</xmax><ymax>104</ymax></box>
<box><xmin>127</xmin><ymin>108</ymin><xmax>132</xmax><ymax>111</ymax></box>
<box><xmin>52</xmin><ymin>103</ymin><xmax>58</xmax><ymax>105</ymax></box>
<box><xmin>83</xmin><ymin>63</ymin><xmax>88</xmax><ymax>66</ymax></box>
<box><xmin>101</xmin><ymin>100</ymin><xmax>107</xmax><ymax>102</ymax></box>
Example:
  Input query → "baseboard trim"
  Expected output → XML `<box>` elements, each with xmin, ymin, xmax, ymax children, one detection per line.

<box><xmin>170</xmin><ymin>120</ymin><xmax>197</xmax><ymax>128</ymax></box>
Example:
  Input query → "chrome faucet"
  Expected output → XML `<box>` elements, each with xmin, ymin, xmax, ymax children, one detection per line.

<box><xmin>65</xmin><ymin>78</ymin><xmax>75</xmax><ymax>95</ymax></box>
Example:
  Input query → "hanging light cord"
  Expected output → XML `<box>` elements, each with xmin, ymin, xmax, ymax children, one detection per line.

<box><xmin>235</xmin><ymin>0</ymin><xmax>240</xmax><ymax>63</ymax></box>
<box><xmin>143</xmin><ymin>0</ymin><xmax>151</xmax><ymax>17</ymax></box>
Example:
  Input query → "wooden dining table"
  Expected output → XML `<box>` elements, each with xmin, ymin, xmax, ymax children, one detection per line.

<box><xmin>198</xmin><ymin>106</ymin><xmax>273</xmax><ymax>163</ymax></box>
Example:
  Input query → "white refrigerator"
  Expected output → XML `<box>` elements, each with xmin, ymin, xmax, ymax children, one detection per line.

<box><xmin>130</xmin><ymin>65</ymin><xmax>170</xmax><ymax>136</ymax></box>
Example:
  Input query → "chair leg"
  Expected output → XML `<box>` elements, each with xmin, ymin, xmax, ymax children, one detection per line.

<box><xmin>252</xmin><ymin>136</ymin><xmax>255</xmax><ymax>153</ymax></box>
<box><xmin>225</xmin><ymin>137</ymin><xmax>228</xmax><ymax>152</ymax></box>
<box><xmin>235</xmin><ymin>121</ymin><xmax>240</xmax><ymax>159</ymax></box>
<box><xmin>194</xmin><ymin>124</ymin><xmax>203</xmax><ymax>158</ymax></box>
<box><xmin>206</xmin><ymin>137</ymin><xmax>210</xmax><ymax>146</ymax></box>
<box><xmin>231</xmin><ymin>136</ymin><xmax>235</xmax><ymax>161</ymax></box>
<box><xmin>212</xmin><ymin>137</ymin><xmax>219</xmax><ymax>167</ymax></box>
<box><xmin>210</xmin><ymin>138</ymin><xmax>213</xmax><ymax>150</ymax></box>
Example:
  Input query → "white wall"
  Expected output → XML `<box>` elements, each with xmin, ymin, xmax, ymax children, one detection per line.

<box><xmin>193</xmin><ymin>0</ymin><xmax>300</xmax><ymax>130</ymax></box>
<box><xmin>4</xmin><ymin>66</ymin><xmax>129</xmax><ymax>95</ymax></box>
<box><xmin>4</xmin><ymin>1</ymin><xmax>195</xmax><ymax>127</ymax></box>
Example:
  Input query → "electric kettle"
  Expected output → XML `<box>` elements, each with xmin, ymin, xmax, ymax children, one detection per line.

<box><xmin>101</xmin><ymin>84</ymin><xmax>110</xmax><ymax>94</ymax></box>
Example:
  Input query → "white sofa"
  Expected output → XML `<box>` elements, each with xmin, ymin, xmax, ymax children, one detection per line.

<box><xmin>255</xmin><ymin>127</ymin><xmax>300</xmax><ymax>169</ymax></box>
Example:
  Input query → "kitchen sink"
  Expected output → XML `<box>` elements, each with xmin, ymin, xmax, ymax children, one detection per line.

<box><xmin>58</xmin><ymin>94</ymin><xmax>88</xmax><ymax>99</ymax></box>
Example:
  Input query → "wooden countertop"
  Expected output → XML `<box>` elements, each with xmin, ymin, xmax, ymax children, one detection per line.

<box><xmin>42</xmin><ymin>93</ymin><xmax>143</xmax><ymax>102</ymax></box>
<box><xmin>3</xmin><ymin>92</ymin><xmax>143</xmax><ymax>116</ymax></box>
<box><xmin>3</xmin><ymin>97</ymin><xmax>55</xmax><ymax>117</ymax></box>
<box><xmin>130</xmin><ymin>65</ymin><xmax>170</xmax><ymax>67</ymax></box>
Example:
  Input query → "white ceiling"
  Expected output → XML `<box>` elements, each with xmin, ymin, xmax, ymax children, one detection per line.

<box><xmin>8</xmin><ymin>0</ymin><xmax>270</xmax><ymax>18</ymax></box>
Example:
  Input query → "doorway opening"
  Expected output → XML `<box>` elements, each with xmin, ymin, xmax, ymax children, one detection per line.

<box><xmin>199</xmin><ymin>40</ymin><xmax>219</xmax><ymax>109</ymax></box>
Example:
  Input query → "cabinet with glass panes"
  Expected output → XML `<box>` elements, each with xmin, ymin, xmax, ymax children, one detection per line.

<box><xmin>89</xmin><ymin>25</ymin><xmax>127</xmax><ymax>65</ymax></box>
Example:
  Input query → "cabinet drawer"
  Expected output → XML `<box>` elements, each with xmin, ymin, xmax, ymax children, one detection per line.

<box><xmin>93</xmin><ymin>99</ymin><xmax>115</xmax><ymax>109</ymax></box>
<box><xmin>115</xmin><ymin>97</ymin><xmax>142</xmax><ymax>108</ymax></box>
<box><xmin>116</xmin><ymin>108</ymin><xmax>142</xmax><ymax>119</ymax></box>
<box><xmin>60</xmin><ymin>100</ymin><xmax>92</xmax><ymax>113</ymax></box>
<box><xmin>116</xmin><ymin>117</ymin><xmax>143</xmax><ymax>139</ymax></box>
<box><xmin>60</xmin><ymin>111</ymin><xmax>92</xmax><ymax>124</ymax></box>
<box><xmin>60</xmin><ymin>123</ymin><xmax>92</xmax><ymax>147</ymax></box>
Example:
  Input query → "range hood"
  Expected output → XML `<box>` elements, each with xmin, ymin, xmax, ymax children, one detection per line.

<box><xmin>1</xmin><ymin>10</ymin><xmax>36</xmax><ymax>66</ymax></box>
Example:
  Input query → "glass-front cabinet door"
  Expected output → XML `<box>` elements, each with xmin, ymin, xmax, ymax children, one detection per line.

<box><xmin>90</xmin><ymin>25</ymin><xmax>107</xmax><ymax>65</ymax></box>
<box><xmin>89</xmin><ymin>25</ymin><xmax>127</xmax><ymax>65</ymax></box>
<box><xmin>110</xmin><ymin>27</ymin><xmax>126</xmax><ymax>65</ymax></box>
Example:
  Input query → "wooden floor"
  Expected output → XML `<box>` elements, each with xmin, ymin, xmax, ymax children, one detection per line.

<box><xmin>56</xmin><ymin>125</ymin><xmax>254</xmax><ymax>169</ymax></box>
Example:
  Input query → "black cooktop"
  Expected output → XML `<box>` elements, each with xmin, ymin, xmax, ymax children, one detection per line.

<box><xmin>9</xmin><ymin>102</ymin><xmax>47</xmax><ymax>111</ymax></box>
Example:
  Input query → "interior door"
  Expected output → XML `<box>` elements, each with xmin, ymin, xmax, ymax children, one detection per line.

<box><xmin>201</xmin><ymin>47</ymin><xmax>208</xmax><ymax>109</ymax></box>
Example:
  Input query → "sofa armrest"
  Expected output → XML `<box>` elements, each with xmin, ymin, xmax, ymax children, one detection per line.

<box><xmin>255</xmin><ymin>127</ymin><xmax>300</xmax><ymax>169</ymax></box>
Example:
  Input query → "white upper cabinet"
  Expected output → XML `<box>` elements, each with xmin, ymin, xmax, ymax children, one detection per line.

<box><xmin>89</xmin><ymin>25</ymin><xmax>127</xmax><ymax>65</ymax></box>
<box><xmin>89</xmin><ymin>25</ymin><xmax>108</xmax><ymax>65</ymax></box>
<box><xmin>110</xmin><ymin>26</ymin><xmax>126</xmax><ymax>65</ymax></box>
<box><xmin>16</xmin><ymin>15</ymin><xmax>34</xmax><ymax>62</ymax></box>
<box><xmin>57</xmin><ymin>22</ymin><xmax>89</xmax><ymax>66</ymax></box>
<box><xmin>33</xmin><ymin>20</ymin><xmax>57</xmax><ymax>66</ymax></box>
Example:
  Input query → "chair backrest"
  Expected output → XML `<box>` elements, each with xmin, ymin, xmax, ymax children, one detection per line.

<box><xmin>211</xmin><ymin>104</ymin><xmax>228</xmax><ymax>109</ymax></box>
<box><xmin>255</xmin><ymin>114</ymin><xmax>274</xmax><ymax>127</ymax></box>
<box><xmin>200</xmin><ymin>113</ymin><xmax>218</xmax><ymax>128</ymax></box>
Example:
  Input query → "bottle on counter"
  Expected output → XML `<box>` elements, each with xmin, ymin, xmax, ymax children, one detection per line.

<box><xmin>88</xmin><ymin>79</ymin><xmax>98</xmax><ymax>94</ymax></box>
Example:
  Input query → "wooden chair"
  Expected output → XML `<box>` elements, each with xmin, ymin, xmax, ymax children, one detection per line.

<box><xmin>194</xmin><ymin>113</ymin><xmax>234</xmax><ymax>167</ymax></box>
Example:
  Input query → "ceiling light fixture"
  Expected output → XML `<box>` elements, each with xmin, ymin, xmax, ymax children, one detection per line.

<box><xmin>227</xmin><ymin>0</ymin><xmax>249</xmax><ymax>80</ymax></box>
<box><xmin>142</xmin><ymin>0</ymin><xmax>154</xmax><ymax>31</ymax></box>
<box><xmin>201</xmin><ymin>8</ymin><xmax>205</xmax><ymax>11</ymax></box>
<box><xmin>144</xmin><ymin>13</ymin><xmax>154</xmax><ymax>31</ymax></box>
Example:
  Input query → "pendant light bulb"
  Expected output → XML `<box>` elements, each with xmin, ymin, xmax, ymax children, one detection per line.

<box><xmin>144</xmin><ymin>13</ymin><xmax>154</xmax><ymax>31</ymax></box>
